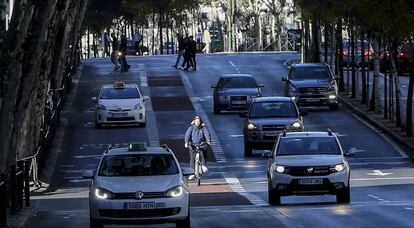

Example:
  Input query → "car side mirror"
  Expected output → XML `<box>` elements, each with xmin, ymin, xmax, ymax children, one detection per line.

<box><xmin>281</xmin><ymin>77</ymin><xmax>287</xmax><ymax>82</ymax></box>
<box><xmin>258</xmin><ymin>84</ymin><xmax>264</xmax><ymax>88</ymax></box>
<box><xmin>181</xmin><ymin>167</ymin><xmax>194</xmax><ymax>177</ymax></box>
<box><xmin>334</xmin><ymin>75</ymin><xmax>340</xmax><ymax>80</ymax></box>
<box><xmin>91</xmin><ymin>97</ymin><xmax>97</xmax><ymax>103</ymax></box>
<box><xmin>344</xmin><ymin>150</ymin><xmax>355</xmax><ymax>157</ymax></box>
<box><xmin>211</xmin><ymin>84</ymin><xmax>216</xmax><ymax>89</ymax></box>
<box><xmin>143</xmin><ymin>96</ymin><xmax>149</xmax><ymax>102</ymax></box>
<box><xmin>262</xmin><ymin>152</ymin><xmax>272</xmax><ymax>159</ymax></box>
<box><xmin>299</xmin><ymin>110</ymin><xmax>308</xmax><ymax>116</ymax></box>
<box><xmin>239</xmin><ymin>112</ymin><xmax>247</xmax><ymax>118</ymax></box>
<box><xmin>82</xmin><ymin>170</ymin><xmax>95</xmax><ymax>179</ymax></box>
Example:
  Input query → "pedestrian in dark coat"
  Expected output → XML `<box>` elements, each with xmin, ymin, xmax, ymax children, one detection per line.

<box><xmin>119</xmin><ymin>35</ymin><xmax>130</xmax><ymax>72</ymax></box>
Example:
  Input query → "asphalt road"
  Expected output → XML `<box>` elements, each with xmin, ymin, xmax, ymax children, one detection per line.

<box><xmin>28</xmin><ymin>53</ymin><xmax>414</xmax><ymax>228</ymax></box>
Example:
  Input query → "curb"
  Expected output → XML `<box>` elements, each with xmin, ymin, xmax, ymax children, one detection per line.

<box><xmin>6</xmin><ymin>203</ymin><xmax>37</xmax><ymax>228</ymax></box>
<box><xmin>338</xmin><ymin>94</ymin><xmax>414</xmax><ymax>159</ymax></box>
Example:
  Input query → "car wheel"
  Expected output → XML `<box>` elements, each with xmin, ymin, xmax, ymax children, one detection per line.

<box><xmin>329</xmin><ymin>103</ymin><xmax>339</xmax><ymax>111</ymax></box>
<box><xmin>268</xmin><ymin>180</ymin><xmax>281</xmax><ymax>205</ymax></box>
<box><xmin>213</xmin><ymin>103</ymin><xmax>221</xmax><ymax>114</ymax></box>
<box><xmin>90</xmin><ymin>218</ymin><xmax>103</xmax><ymax>228</ymax></box>
<box><xmin>94</xmin><ymin>122</ymin><xmax>102</xmax><ymax>129</ymax></box>
<box><xmin>336</xmin><ymin>187</ymin><xmax>350</xmax><ymax>204</ymax></box>
<box><xmin>176</xmin><ymin>215</ymin><xmax>190</xmax><ymax>228</ymax></box>
<box><xmin>244</xmin><ymin>141</ymin><xmax>252</xmax><ymax>156</ymax></box>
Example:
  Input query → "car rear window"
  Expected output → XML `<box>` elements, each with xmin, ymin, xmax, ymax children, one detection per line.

<box><xmin>100</xmin><ymin>88</ymin><xmax>140</xmax><ymax>99</ymax></box>
<box><xmin>98</xmin><ymin>154</ymin><xmax>179</xmax><ymax>176</ymax></box>
<box><xmin>218</xmin><ymin>77</ymin><xmax>257</xmax><ymax>88</ymax></box>
<box><xmin>291</xmin><ymin>67</ymin><xmax>330</xmax><ymax>80</ymax></box>
<box><xmin>249</xmin><ymin>101</ymin><xmax>298</xmax><ymax>118</ymax></box>
<box><xmin>277</xmin><ymin>137</ymin><xmax>341</xmax><ymax>156</ymax></box>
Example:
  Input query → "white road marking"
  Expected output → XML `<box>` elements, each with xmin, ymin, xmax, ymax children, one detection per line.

<box><xmin>140</xmin><ymin>71</ymin><xmax>148</xmax><ymax>87</ymax></box>
<box><xmin>405</xmin><ymin>207</ymin><xmax>413</xmax><ymax>210</ymax></box>
<box><xmin>229</xmin><ymin>61</ymin><xmax>236</xmax><ymax>67</ymax></box>
<box><xmin>229</xmin><ymin>134</ymin><xmax>244</xmax><ymax>138</ymax></box>
<box><xmin>366</xmin><ymin>170</ymin><xmax>393</xmax><ymax>176</ymax></box>
<box><xmin>352</xmin><ymin>176</ymin><xmax>414</xmax><ymax>181</ymax></box>
<box><xmin>141</xmin><ymin>71</ymin><xmax>160</xmax><ymax>147</ymax></box>
<box><xmin>224</xmin><ymin>175</ymin><xmax>268</xmax><ymax>206</ymax></box>
<box><xmin>73</xmin><ymin>154</ymin><xmax>101</xmax><ymax>159</ymax></box>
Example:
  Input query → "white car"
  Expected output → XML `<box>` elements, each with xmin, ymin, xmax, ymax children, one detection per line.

<box><xmin>92</xmin><ymin>82</ymin><xmax>146</xmax><ymax>128</ymax></box>
<box><xmin>83</xmin><ymin>143</ymin><xmax>193</xmax><ymax>228</ymax></box>
<box><xmin>263</xmin><ymin>130</ymin><xmax>352</xmax><ymax>205</ymax></box>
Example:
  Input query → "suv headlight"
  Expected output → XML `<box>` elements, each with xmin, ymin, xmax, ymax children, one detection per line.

<box><xmin>218</xmin><ymin>95</ymin><xmax>227</xmax><ymax>100</ymax></box>
<box><xmin>165</xmin><ymin>185</ymin><xmax>183</xmax><ymax>198</ymax></box>
<box><xmin>330</xmin><ymin>163</ymin><xmax>345</xmax><ymax>173</ymax></box>
<box><xmin>98</xmin><ymin>104</ymin><xmax>106</xmax><ymax>110</ymax></box>
<box><xmin>290</xmin><ymin>122</ymin><xmax>302</xmax><ymax>129</ymax></box>
<box><xmin>270</xmin><ymin>164</ymin><xmax>288</xmax><ymax>173</ymax></box>
<box><xmin>134</xmin><ymin>103</ymin><xmax>143</xmax><ymax>110</ymax></box>
<box><xmin>94</xmin><ymin>187</ymin><xmax>114</xmax><ymax>199</ymax></box>
<box><xmin>247</xmin><ymin>123</ymin><xmax>257</xmax><ymax>130</ymax></box>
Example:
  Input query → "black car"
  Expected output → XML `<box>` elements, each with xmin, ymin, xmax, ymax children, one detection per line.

<box><xmin>241</xmin><ymin>97</ymin><xmax>305</xmax><ymax>156</ymax></box>
<box><xmin>282</xmin><ymin>63</ymin><xmax>339</xmax><ymax>111</ymax></box>
<box><xmin>212</xmin><ymin>74</ymin><xmax>263</xmax><ymax>114</ymax></box>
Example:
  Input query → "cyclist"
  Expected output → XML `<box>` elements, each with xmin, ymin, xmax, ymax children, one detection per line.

<box><xmin>184</xmin><ymin>116</ymin><xmax>211</xmax><ymax>179</ymax></box>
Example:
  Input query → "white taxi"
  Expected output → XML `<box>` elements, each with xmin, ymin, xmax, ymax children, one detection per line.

<box><xmin>263</xmin><ymin>130</ymin><xmax>352</xmax><ymax>205</ymax></box>
<box><xmin>83</xmin><ymin>143</ymin><xmax>192</xmax><ymax>228</ymax></box>
<box><xmin>92</xmin><ymin>82</ymin><xmax>146</xmax><ymax>128</ymax></box>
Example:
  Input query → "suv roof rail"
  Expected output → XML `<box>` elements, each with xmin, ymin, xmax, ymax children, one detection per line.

<box><xmin>327</xmin><ymin>129</ymin><xmax>333</xmax><ymax>136</ymax></box>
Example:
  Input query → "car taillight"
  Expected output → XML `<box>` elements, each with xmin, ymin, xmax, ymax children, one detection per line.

<box><xmin>342</xmin><ymin>51</ymin><xmax>348</xmax><ymax>56</ymax></box>
<box><xmin>364</xmin><ymin>51</ymin><xmax>373</xmax><ymax>57</ymax></box>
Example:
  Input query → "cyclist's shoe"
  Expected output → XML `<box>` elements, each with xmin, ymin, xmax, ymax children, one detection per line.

<box><xmin>188</xmin><ymin>174</ymin><xmax>195</xmax><ymax>180</ymax></box>
<box><xmin>202</xmin><ymin>165</ymin><xmax>208</xmax><ymax>173</ymax></box>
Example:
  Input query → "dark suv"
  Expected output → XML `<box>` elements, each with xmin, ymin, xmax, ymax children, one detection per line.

<box><xmin>282</xmin><ymin>63</ymin><xmax>339</xmax><ymax>111</ymax></box>
<box><xmin>241</xmin><ymin>97</ymin><xmax>305</xmax><ymax>156</ymax></box>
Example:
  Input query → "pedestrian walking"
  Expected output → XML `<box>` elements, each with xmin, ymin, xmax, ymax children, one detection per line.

<box><xmin>181</xmin><ymin>35</ymin><xmax>192</xmax><ymax>70</ymax></box>
<box><xmin>133</xmin><ymin>31</ymin><xmax>143</xmax><ymax>55</ymax></box>
<box><xmin>102</xmin><ymin>32</ymin><xmax>110</xmax><ymax>58</ymax></box>
<box><xmin>202</xmin><ymin>29</ymin><xmax>211</xmax><ymax>54</ymax></box>
<box><xmin>189</xmin><ymin>35</ymin><xmax>197</xmax><ymax>70</ymax></box>
<box><xmin>172</xmin><ymin>33</ymin><xmax>185</xmax><ymax>68</ymax></box>
<box><xmin>110</xmin><ymin>33</ymin><xmax>120</xmax><ymax>71</ymax></box>
<box><xmin>119</xmin><ymin>34</ymin><xmax>131</xmax><ymax>72</ymax></box>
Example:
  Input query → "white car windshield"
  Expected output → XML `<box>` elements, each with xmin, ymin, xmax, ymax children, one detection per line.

<box><xmin>277</xmin><ymin>137</ymin><xmax>341</xmax><ymax>156</ymax></box>
<box><xmin>98</xmin><ymin>154</ymin><xmax>179</xmax><ymax>176</ymax></box>
<box><xmin>249</xmin><ymin>102</ymin><xmax>298</xmax><ymax>118</ymax></box>
<box><xmin>100</xmin><ymin>88</ymin><xmax>140</xmax><ymax>99</ymax></box>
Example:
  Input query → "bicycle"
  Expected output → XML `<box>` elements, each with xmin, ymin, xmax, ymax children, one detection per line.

<box><xmin>190</xmin><ymin>143</ymin><xmax>206</xmax><ymax>186</ymax></box>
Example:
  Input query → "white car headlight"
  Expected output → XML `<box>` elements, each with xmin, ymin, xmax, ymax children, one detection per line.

<box><xmin>271</xmin><ymin>164</ymin><xmax>286</xmax><ymax>173</ymax></box>
<box><xmin>94</xmin><ymin>187</ymin><xmax>113</xmax><ymax>199</ymax></box>
<box><xmin>330</xmin><ymin>163</ymin><xmax>345</xmax><ymax>173</ymax></box>
<box><xmin>291</xmin><ymin>122</ymin><xmax>301</xmax><ymax>129</ymax></box>
<box><xmin>290</xmin><ymin>87</ymin><xmax>297</xmax><ymax>93</ymax></box>
<box><xmin>328</xmin><ymin>95</ymin><xmax>336</xmax><ymax>99</ymax></box>
<box><xmin>134</xmin><ymin>103</ymin><xmax>143</xmax><ymax>110</ymax></box>
<box><xmin>98</xmin><ymin>104</ymin><xmax>106</xmax><ymax>110</ymax></box>
<box><xmin>247</xmin><ymin>123</ymin><xmax>257</xmax><ymax>130</ymax></box>
<box><xmin>166</xmin><ymin>185</ymin><xmax>183</xmax><ymax>198</ymax></box>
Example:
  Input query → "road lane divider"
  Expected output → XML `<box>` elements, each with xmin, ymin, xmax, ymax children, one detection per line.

<box><xmin>140</xmin><ymin>70</ymin><xmax>160</xmax><ymax>147</ymax></box>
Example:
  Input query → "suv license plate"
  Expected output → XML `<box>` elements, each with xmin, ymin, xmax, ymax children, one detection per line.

<box><xmin>125</xmin><ymin>202</ymin><xmax>155</xmax><ymax>209</ymax></box>
<box><xmin>305</xmin><ymin>98</ymin><xmax>320</xmax><ymax>102</ymax></box>
<box><xmin>231</xmin><ymin>100</ymin><xmax>246</xmax><ymax>105</ymax></box>
<box><xmin>299</xmin><ymin>179</ymin><xmax>323</xmax><ymax>185</ymax></box>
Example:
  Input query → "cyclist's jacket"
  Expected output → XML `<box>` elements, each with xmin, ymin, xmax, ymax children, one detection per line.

<box><xmin>184</xmin><ymin>124</ymin><xmax>211</xmax><ymax>146</ymax></box>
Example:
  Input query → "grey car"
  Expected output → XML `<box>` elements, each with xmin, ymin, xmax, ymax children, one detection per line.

<box><xmin>212</xmin><ymin>74</ymin><xmax>263</xmax><ymax>114</ymax></box>
<box><xmin>241</xmin><ymin>97</ymin><xmax>305</xmax><ymax>156</ymax></box>
<box><xmin>282</xmin><ymin>63</ymin><xmax>339</xmax><ymax>111</ymax></box>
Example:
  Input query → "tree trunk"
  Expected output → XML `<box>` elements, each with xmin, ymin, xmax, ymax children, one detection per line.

<box><xmin>304</xmin><ymin>18</ymin><xmax>310</xmax><ymax>62</ymax></box>
<box><xmin>336</xmin><ymin>20</ymin><xmax>345</xmax><ymax>92</ymax></box>
<box><xmin>407</xmin><ymin>68</ymin><xmax>414</xmax><ymax>136</ymax></box>
<box><xmin>390</xmin><ymin>41</ymin><xmax>403</xmax><ymax>127</ymax></box>
<box><xmin>310</xmin><ymin>15</ymin><xmax>320</xmax><ymax>63</ymax></box>
<box><xmin>361</xmin><ymin>30</ymin><xmax>367</xmax><ymax>104</ymax></box>
<box><xmin>324</xmin><ymin>22</ymin><xmax>328</xmax><ymax>63</ymax></box>
<box><xmin>351</xmin><ymin>26</ymin><xmax>356</xmax><ymax>98</ymax></box>
<box><xmin>159</xmin><ymin>8</ymin><xmax>163</xmax><ymax>55</ymax></box>
<box><xmin>255</xmin><ymin>15</ymin><xmax>262</xmax><ymax>51</ymax></box>
<box><xmin>370</xmin><ymin>39</ymin><xmax>381</xmax><ymax>112</ymax></box>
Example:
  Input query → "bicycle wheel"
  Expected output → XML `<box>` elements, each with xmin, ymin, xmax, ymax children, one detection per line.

<box><xmin>195</xmin><ymin>153</ymin><xmax>201</xmax><ymax>186</ymax></box>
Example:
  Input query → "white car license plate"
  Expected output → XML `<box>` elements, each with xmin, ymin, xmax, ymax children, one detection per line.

<box><xmin>265</xmin><ymin>132</ymin><xmax>279</xmax><ymax>136</ymax></box>
<box><xmin>125</xmin><ymin>202</ymin><xmax>155</xmax><ymax>209</ymax></box>
<box><xmin>112</xmin><ymin>112</ymin><xmax>128</xmax><ymax>117</ymax></box>
<box><xmin>232</xmin><ymin>100</ymin><xmax>246</xmax><ymax>105</ymax></box>
<box><xmin>305</xmin><ymin>98</ymin><xmax>320</xmax><ymax>103</ymax></box>
<box><xmin>299</xmin><ymin>179</ymin><xmax>323</xmax><ymax>185</ymax></box>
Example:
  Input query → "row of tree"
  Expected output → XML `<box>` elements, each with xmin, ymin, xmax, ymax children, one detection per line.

<box><xmin>296</xmin><ymin>0</ymin><xmax>414</xmax><ymax>136</ymax></box>
<box><xmin>0</xmin><ymin>0</ymin><xmax>89</xmax><ymax>175</ymax></box>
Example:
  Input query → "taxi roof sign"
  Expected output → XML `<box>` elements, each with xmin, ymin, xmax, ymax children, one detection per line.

<box><xmin>114</xmin><ymin>82</ymin><xmax>125</xmax><ymax>89</ymax></box>
<box><xmin>128</xmin><ymin>142</ymin><xmax>147</xmax><ymax>151</ymax></box>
